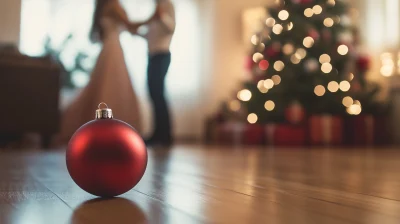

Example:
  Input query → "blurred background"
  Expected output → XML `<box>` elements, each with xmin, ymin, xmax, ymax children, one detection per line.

<box><xmin>0</xmin><ymin>0</ymin><xmax>399</xmax><ymax>148</ymax></box>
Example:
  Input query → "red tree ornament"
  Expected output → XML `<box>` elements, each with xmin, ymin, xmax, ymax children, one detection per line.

<box><xmin>66</xmin><ymin>103</ymin><xmax>147</xmax><ymax>197</ymax></box>
<box><xmin>356</xmin><ymin>55</ymin><xmax>371</xmax><ymax>73</ymax></box>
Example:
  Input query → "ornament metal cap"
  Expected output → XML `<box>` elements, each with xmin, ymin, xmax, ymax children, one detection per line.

<box><xmin>96</xmin><ymin>102</ymin><xmax>113</xmax><ymax>119</ymax></box>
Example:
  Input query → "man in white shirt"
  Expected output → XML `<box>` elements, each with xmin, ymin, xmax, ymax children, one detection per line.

<box><xmin>138</xmin><ymin>0</ymin><xmax>175</xmax><ymax>146</ymax></box>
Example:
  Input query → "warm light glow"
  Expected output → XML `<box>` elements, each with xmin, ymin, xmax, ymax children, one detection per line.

<box><xmin>229</xmin><ymin>100</ymin><xmax>241</xmax><ymax>112</ymax></box>
<box><xmin>247</xmin><ymin>113</ymin><xmax>258</xmax><ymax>124</ymax></box>
<box><xmin>238</xmin><ymin>89</ymin><xmax>252</xmax><ymax>101</ymax></box>
<box><xmin>313</xmin><ymin>5</ymin><xmax>323</xmax><ymax>14</ymax></box>
<box><xmin>380</xmin><ymin>52</ymin><xmax>394</xmax><ymax>77</ymax></box>
<box><xmin>334</xmin><ymin>16</ymin><xmax>341</xmax><ymax>24</ymax></box>
<box><xmin>265</xmin><ymin>100</ymin><xmax>275</xmax><ymax>111</ymax></box>
<box><xmin>283</xmin><ymin>43</ymin><xmax>294</xmax><ymax>55</ymax></box>
<box><xmin>272</xmin><ymin>24</ymin><xmax>283</xmax><ymax>35</ymax></box>
<box><xmin>339</xmin><ymin>81</ymin><xmax>351</xmax><ymax>92</ymax></box>
<box><xmin>287</xmin><ymin>22</ymin><xmax>294</xmax><ymax>31</ymax></box>
<box><xmin>258</xmin><ymin>43</ymin><xmax>265</xmax><ymax>52</ymax></box>
<box><xmin>253</xmin><ymin>53</ymin><xmax>264</xmax><ymax>63</ymax></box>
<box><xmin>271</xmin><ymin>75</ymin><xmax>281</xmax><ymax>85</ymax></box>
<box><xmin>319</xmin><ymin>54</ymin><xmax>331</xmax><ymax>63</ymax></box>
<box><xmin>304</xmin><ymin>8</ymin><xmax>314</xmax><ymax>17</ymax></box>
<box><xmin>278</xmin><ymin>10</ymin><xmax>289</xmax><ymax>21</ymax></box>
<box><xmin>274</xmin><ymin>60</ymin><xmax>285</xmax><ymax>71</ymax></box>
<box><xmin>303</xmin><ymin>36</ymin><xmax>314</xmax><ymax>48</ymax></box>
<box><xmin>324</xmin><ymin>18</ymin><xmax>334</xmax><ymax>27</ymax></box>
<box><xmin>266</xmin><ymin>18</ymin><xmax>276</xmax><ymax>27</ymax></box>
<box><xmin>296</xmin><ymin>48</ymin><xmax>307</xmax><ymax>59</ymax></box>
<box><xmin>337</xmin><ymin>45</ymin><xmax>349</xmax><ymax>55</ymax></box>
<box><xmin>327</xmin><ymin>81</ymin><xmax>339</xmax><ymax>92</ymax></box>
<box><xmin>259</xmin><ymin>60</ymin><xmax>269</xmax><ymax>70</ymax></box>
<box><xmin>342</xmin><ymin>96</ymin><xmax>353</xmax><ymax>108</ymax></box>
<box><xmin>264</xmin><ymin>79</ymin><xmax>274</xmax><ymax>89</ymax></box>
<box><xmin>291</xmin><ymin>55</ymin><xmax>301</xmax><ymax>64</ymax></box>
<box><xmin>354</xmin><ymin>100</ymin><xmax>361</xmax><ymax>106</ymax></box>
<box><xmin>349</xmin><ymin>73</ymin><xmax>354</xmax><ymax>81</ymax></box>
<box><xmin>251</xmin><ymin>35</ymin><xmax>259</xmax><ymax>45</ymax></box>
<box><xmin>347</xmin><ymin>104</ymin><xmax>362</xmax><ymax>115</ymax></box>
<box><xmin>257</xmin><ymin>80</ymin><xmax>269</xmax><ymax>93</ymax></box>
<box><xmin>321</xmin><ymin>63</ymin><xmax>333</xmax><ymax>73</ymax></box>
<box><xmin>314</xmin><ymin>85</ymin><xmax>326</xmax><ymax>96</ymax></box>
<box><xmin>327</xmin><ymin>0</ymin><xmax>336</xmax><ymax>7</ymax></box>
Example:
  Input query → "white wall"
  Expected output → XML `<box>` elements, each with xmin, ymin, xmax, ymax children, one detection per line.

<box><xmin>0</xmin><ymin>0</ymin><xmax>21</xmax><ymax>45</ymax></box>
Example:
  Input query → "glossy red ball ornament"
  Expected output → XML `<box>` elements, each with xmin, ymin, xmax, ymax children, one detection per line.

<box><xmin>66</xmin><ymin>103</ymin><xmax>147</xmax><ymax>197</ymax></box>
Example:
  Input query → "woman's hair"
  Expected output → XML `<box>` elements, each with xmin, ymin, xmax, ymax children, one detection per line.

<box><xmin>90</xmin><ymin>0</ymin><xmax>111</xmax><ymax>43</ymax></box>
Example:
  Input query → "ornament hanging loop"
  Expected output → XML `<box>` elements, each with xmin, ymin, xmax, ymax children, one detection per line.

<box><xmin>96</xmin><ymin>102</ymin><xmax>113</xmax><ymax>119</ymax></box>
<box><xmin>98</xmin><ymin>102</ymin><xmax>109</xmax><ymax>109</ymax></box>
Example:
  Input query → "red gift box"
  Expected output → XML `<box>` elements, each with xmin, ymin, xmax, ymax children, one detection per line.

<box><xmin>265</xmin><ymin>124</ymin><xmax>307</xmax><ymax>146</ymax></box>
<box><xmin>344</xmin><ymin>115</ymin><xmax>390</xmax><ymax>146</ymax></box>
<box><xmin>309</xmin><ymin>115</ymin><xmax>343</xmax><ymax>146</ymax></box>
<box><xmin>217</xmin><ymin>122</ymin><xmax>264</xmax><ymax>145</ymax></box>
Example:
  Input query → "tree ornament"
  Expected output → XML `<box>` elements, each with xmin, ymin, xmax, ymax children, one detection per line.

<box><xmin>66</xmin><ymin>103</ymin><xmax>147</xmax><ymax>197</ymax></box>
<box><xmin>356</xmin><ymin>55</ymin><xmax>371</xmax><ymax>73</ymax></box>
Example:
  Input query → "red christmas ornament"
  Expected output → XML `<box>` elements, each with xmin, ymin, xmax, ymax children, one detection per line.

<box><xmin>356</xmin><ymin>55</ymin><xmax>371</xmax><ymax>72</ymax></box>
<box><xmin>265</xmin><ymin>47</ymin><xmax>280</xmax><ymax>59</ymax></box>
<box><xmin>308</xmin><ymin>29</ymin><xmax>320</xmax><ymax>40</ymax></box>
<box><xmin>300</xmin><ymin>0</ymin><xmax>313</xmax><ymax>4</ymax></box>
<box><xmin>66</xmin><ymin>103</ymin><xmax>147</xmax><ymax>197</ymax></box>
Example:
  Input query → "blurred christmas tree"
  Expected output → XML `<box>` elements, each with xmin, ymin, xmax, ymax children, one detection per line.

<box><xmin>226</xmin><ymin>0</ymin><xmax>385</xmax><ymax>124</ymax></box>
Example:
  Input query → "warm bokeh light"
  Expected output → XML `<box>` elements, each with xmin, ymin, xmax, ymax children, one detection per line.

<box><xmin>319</xmin><ymin>54</ymin><xmax>331</xmax><ymax>63</ymax></box>
<box><xmin>303</xmin><ymin>36</ymin><xmax>315</xmax><ymax>48</ymax></box>
<box><xmin>238</xmin><ymin>89</ymin><xmax>252</xmax><ymax>101</ymax></box>
<box><xmin>354</xmin><ymin>100</ymin><xmax>361</xmax><ymax>106</ymax></box>
<box><xmin>321</xmin><ymin>63</ymin><xmax>333</xmax><ymax>73</ymax></box>
<box><xmin>304</xmin><ymin>8</ymin><xmax>313</xmax><ymax>17</ymax></box>
<box><xmin>253</xmin><ymin>52</ymin><xmax>264</xmax><ymax>63</ymax></box>
<box><xmin>327</xmin><ymin>0</ymin><xmax>336</xmax><ymax>6</ymax></box>
<box><xmin>258</xmin><ymin>43</ymin><xmax>266</xmax><ymax>52</ymax></box>
<box><xmin>337</xmin><ymin>45</ymin><xmax>349</xmax><ymax>55</ymax></box>
<box><xmin>324</xmin><ymin>18</ymin><xmax>334</xmax><ymax>27</ymax></box>
<box><xmin>278</xmin><ymin>10</ymin><xmax>289</xmax><ymax>20</ymax></box>
<box><xmin>265</xmin><ymin>100</ymin><xmax>275</xmax><ymax>111</ymax></box>
<box><xmin>266</xmin><ymin>18</ymin><xmax>276</xmax><ymax>27</ymax></box>
<box><xmin>229</xmin><ymin>100</ymin><xmax>241</xmax><ymax>112</ymax></box>
<box><xmin>259</xmin><ymin>60</ymin><xmax>270</xmax><ymax>70</ymax></box>
<box><xmin>264</xmin><ymin>79</ymin><xmax>274</xmax><ymax>89</ymax></box>
<box><xmin>274</xmin><ymin>60</ymin><xmax>285</xmax><ymax>71</ymax></box>
<box><xmin>283</xmin><ymin>43</ymin><xmax>295</xmax><ymax>55</ymax></box>
<box><xmin>348</xmin><ymin>73</ymin><xmax>354</xmax><ymax>81</ymax></box>
<box><xmin>313</xmin><ymin>5</ymin><xmax>322</xmax><ymax>14</ymax></box>
<box><xmin>339</xmin><ymin>81</ymin><xmax>351</xmax><ymax>92</ymax></box>
<box><xmin>380</xmin><ymin>52</ymin><xmax>394</xmax><ymax>77</ymax></box>
<box><xmin>251</xmin><ymin>35</ymin><xmax>259</xmax><ymax>45</ymax></box>
<box><xmin>314</xmin><ymin>85</ymin><xmax>326</xmax><ymax>96</ymax></box>
<box><xmin>291</xmin><ymin>55</ymin><xmax>301</xmax><ymax>64</ymax></box>
<box><xmin>327</xmin><ymin>81</ymin><xmax>339</xmax><ymax>92</ymax></box>
<box><xmin>342</xmin><ymin>96</ymin><xmax>353</xmax><ymax>108</ymax></box>
<box><xmin>257</xmin><ymin>80</ymin><xmax>269</xmax><ymax>93</ymax></box>
<box><xmin>247</xmin><ymin>113</ymin><xmax>258</xmax><ymax>124</ymax></box>
<box><xmin>347</xmin><ymin>104</ymin><xmax>362</xmax><ymax>115</ymax></box>
<box><xmin>296</xmin><ymin>48</ymin><xmax>307</xmax><ymax>59</ymax></box>
<box><xmin>287</xmin><ymin>22</ymin><xmax>294</xmax><ymax>31</ymax></box>
<box><xmin>271</xmin><ymin>75</ymin><xmax>282</xmax><ymax>85</ymax></box>
<box><xmin>273</xmin><ymin>24</ymin><xmax>284</xmax><ymax>35</ymax></box>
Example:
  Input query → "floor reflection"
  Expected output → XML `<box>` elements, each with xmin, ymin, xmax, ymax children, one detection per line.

<box><xmin>70</xmin><ymin>198</ymin><xmax>147</xmax><ymax>224</ymax></box>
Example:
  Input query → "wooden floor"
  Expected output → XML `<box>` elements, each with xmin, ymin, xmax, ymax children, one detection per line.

<box><xmin>1</xmin><ymin>145</ymin><xmax>400</xmax><ymax>224</ymax></box>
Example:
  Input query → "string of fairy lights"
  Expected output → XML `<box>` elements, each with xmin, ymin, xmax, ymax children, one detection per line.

<box><xmin>234</xmin><ymin>0</ymin><xmax>362</xmax><ymax>124</ymax></box>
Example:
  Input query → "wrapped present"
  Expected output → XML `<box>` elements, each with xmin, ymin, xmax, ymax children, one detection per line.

<box><xmin>217</xmin><ymin>122</ymin><xmax>264</xmax><ymax>145</ymax></box>
<box><xmin>265</xmin><ymin>124</ymin><xmax>307</xmax><ymax>146</ymax></box>
<box><xmin>309</xmin><ymin>115</ymin><xmax>343</xmax><ymax>146</ymax></box>
<box><xmin>344</xmin><ymin>115</ymin><xmax>390</xmax><ymax>146</ymax></box>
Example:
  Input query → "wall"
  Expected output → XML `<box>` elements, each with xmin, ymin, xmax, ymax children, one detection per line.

<box><xmin>0</xmin><ymin>0</ymin><xmax>21</xmax><ymax>45</ymax></box>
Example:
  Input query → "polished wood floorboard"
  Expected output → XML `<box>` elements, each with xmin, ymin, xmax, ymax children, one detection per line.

<box><xmin>1</xmin><ymin>145</ymin><xmax>400</xmax><ymax>223</ymax></box>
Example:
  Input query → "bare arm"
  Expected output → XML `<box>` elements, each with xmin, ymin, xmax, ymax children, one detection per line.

<box><xmin>158</xmin><ymin>1</ymin><xmax>176</xmax><ymax>34</ymax></box>
<box><xmin>108</xmin><ymin>2</ymin><xmax>150</xmax><ymax>35</ymax></box>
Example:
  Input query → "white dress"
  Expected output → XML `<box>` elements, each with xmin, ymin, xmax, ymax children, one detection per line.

<box><xmin>58</xmin><ymin>17</ymin><xmax>142</xmax><ymax>143</ymax></box>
